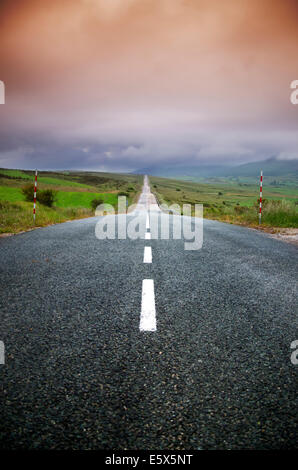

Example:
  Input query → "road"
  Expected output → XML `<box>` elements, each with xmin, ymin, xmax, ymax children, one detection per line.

<box><xmin>0</xmin><ymin>177</ymin><xmax>297</xmax><ymax>450</ymax></box>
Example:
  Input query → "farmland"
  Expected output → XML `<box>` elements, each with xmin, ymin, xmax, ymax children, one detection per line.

<box><xmin>149</xmin><ymin>175</ymin><xmax>298</xmax><ymax>229</ymax></box>
<box><xmin>0</xmin><ymin>169</ymin><xmax>142</xmax><ymax>234</ymax></box>
<box><xmin>0</xmin><ymin>167</ymin><xmax>297</xmax><ymax>234</ymax></box>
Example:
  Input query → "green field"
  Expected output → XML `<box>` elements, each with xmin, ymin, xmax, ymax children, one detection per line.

<box><xmin>0</xmin><ymin>186</ymin><xmax>118</xmax><ymax>207</ymax></box>
<box><xmin>0</xmin><ymin>169</ymin><xmax>143</xmax><ymax>233</ymax></box>
<box><xmin>56</xmin><ymin>191</ymin><xmax>118</xmax><ymax>208</ymax></box>
<box><xmin>150</xmin><ymin>175</ymin><xmax>298</xmax><ymax>229</ymax></box>
<box><xmin>0</xmin><ymin>168</ymin><xmax>143</xmax><ymax>191</ymax></box>
<box><xmin>0</xmin><ymin>167</ymin><xmax>297</xmax><ymax>233</ymax></box>
<box><xmin>0</xmin><ymin>186</ymin><xmax>25</xmax><ymax>202</ymax></box>
<box><xmin>0</xmin><ymin>169</ymin><xmax>32</xmax><ymax>179</ymax></box>
<box><xmin>36</xmin><ymin>177</ymin><xmax>91</xmax><ymax>188</ymax></box>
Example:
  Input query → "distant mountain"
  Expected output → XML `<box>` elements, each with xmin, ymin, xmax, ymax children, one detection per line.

<box><xmin>134</xmin><ymin>157</ymin><xmax>298</xmax><ymax>179</ymax></box>
<box><xmin>223</xmin><ymin>157</ymin><xmax>298</xmax><ymax>177</ymax></box>
<box><xmin>133</xmin><ymin>164</ymin><xmax>230</xmax><ymax>178</ymax></box>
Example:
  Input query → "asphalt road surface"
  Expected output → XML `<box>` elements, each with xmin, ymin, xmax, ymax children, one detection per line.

<box><xmin>0</xmin><ymin>177</ymin><xmax>297</xmax><ymax>450</ymax></box>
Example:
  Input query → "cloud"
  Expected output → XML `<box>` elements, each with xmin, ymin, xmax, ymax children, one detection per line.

<box><xmin>196</xmin><ymin>145</ymin><xmax>254</xmax><ymax>161</ymax></box>
<box><xmin>0</xmin><ymin>0</ymin><xmax>297</xmax><ymax>171</ymax></box>
<box><xmin>277</xmin><ymin>152</ymin><xmax>298</xmax><ymax>161</ymax></box>
<box><xmin>82</xmin><ymin>0</ymin><xmax>138</xmax><ymax>19</ymax></box>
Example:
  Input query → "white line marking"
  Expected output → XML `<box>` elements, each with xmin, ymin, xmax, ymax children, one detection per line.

<box><xmin>146</xmin><ymin>213</ymin><xmax>150</xmax><ymax>230</ymax></box>
<box><xmin>143</xmin><ymin>246</ymin><xmax>152</xmax><ymax>263</ymax></box>
<box><xmin>145</xmin><ymin>232</ymin><xmax>151</xmax><ymax>240</ymax></box>
<box><xmin>140</xmin><ymin>279</ymin><xmax>156</xmax><ymax>331</ymax></box>
<box><xmin>0</xmin><ymin>341</ymin><xmax>4</xmax><ymax>364</ymax></box>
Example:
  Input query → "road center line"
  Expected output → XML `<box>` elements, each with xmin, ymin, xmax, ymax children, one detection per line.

<box><xmin>145</xmin><ymin>232</ymin><xmax>151</xmax><ymax>240</ymax></box>
<box><xmin>146</xmin><ymin>213</ymin><xmax>150</xmax><ymax>230</ymax></box>
<box><xmin>143</xmin><ymin>246</ymin><xmax>152</xmax><ymax>263</ymax></box>
<box><xmin>140</xmin><ymin>279</ymin><xmax>156</xmax><ymax>331</ymax></box>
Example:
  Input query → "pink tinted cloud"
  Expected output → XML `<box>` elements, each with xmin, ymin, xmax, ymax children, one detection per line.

<box><xmin>0</xmin><ymin>0</ymin><xmax>297</xmax><ymax>169</ymax></box>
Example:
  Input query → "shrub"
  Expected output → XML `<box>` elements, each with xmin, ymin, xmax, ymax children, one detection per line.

<box><xmin>118</xmin><ymin>191</ymin><xmax>129</xmax><ymax>197</ymax></box>
<box><xmin>90</xmin><ymin>198</ymin><xmax>104</xmax><ymax>211</ymax></box>
<box><xmin>22</xmin><ymin>184</ymin><xmax>35</xmax><ymax>202</ymax></box>
<box><xmin>254</xmin><ymin>198</ymin><xmax>268</xmax><ymax>209</ymax></box>
<box><xmin>21</xmin><ymin>184</ymin><xmax>57</xmax><ymax>207</ymax></box>
<box><xmin>37</xmin><ymin>189</ymin><xmax>57</xmax><ymax>207</ymax></box>
<box><xmin>218</xmin><ymin>191</ymin><xmax>223</xmax><ymax>196</ymax></box>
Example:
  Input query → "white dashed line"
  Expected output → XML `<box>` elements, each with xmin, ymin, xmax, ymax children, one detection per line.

<box><xmin>145</xmin><ymin>232</ymin><xmax>151</xmax><ymax>240</ymax></box>
<box><xmin>140</xmin><ymin>279</ymin><xmax>156</xmax><ymax>331</ymax></box>
<box><xmin>146</xmin><ymin>213</ymin><xmax>150</xmax><ymax>230</ymax></box>
<box><xmin>143</xmin><ymin>246</ymin><xmax>152</xmax><ymax>263</ymax></box>
<box><xmin>0</xmin><ymin>341</ymin><xmax>4</xmax><ymax>364</ymax></box>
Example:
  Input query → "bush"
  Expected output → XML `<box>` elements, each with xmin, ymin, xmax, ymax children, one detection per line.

<box><xmin>21</xmin><ymin>184</ymin><xmax>57</xmax><ymax>207</ymax></box>
<box><xmin>118</xmin><ymin>191</ymin><xmax>129</xmax><ymax>197</ymax></box>
<box><xmin>22</xmin><ymin>184</ymin><xmax>35</xmax><ymax>202</ymax></box>
<box><xmin>90</xmin><ymin>198</ymin><xmax>104</xmax><ymax>211</ymax></box>
<box><xmin>38</xmin><ymin>189</ymin><xmax>57</xmax><ymax>207</ymax></box>
<box><xmin>255</xmin><ymin>198</ymin><xmax>268</xmax><ymax>209</ymax></box>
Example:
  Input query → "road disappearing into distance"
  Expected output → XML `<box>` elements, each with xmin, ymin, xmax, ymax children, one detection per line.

<box><xmin>0</xmin><ymin>176</ymin><xmax>297</xmax><ymax>449</ymax></box>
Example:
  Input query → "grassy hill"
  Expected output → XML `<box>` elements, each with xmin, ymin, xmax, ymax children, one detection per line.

<box><xmin>0</xmin><ymin>169</ymin><xmax>143</xmax><ymax>233</ymax></box>
<box><xmin>135</xmin><ymin>157</ymin><xmax>298</xmax><ymax>181</ymax></box>
<box><xmin>150</xmin><ymin>175</ymin><xmax>298</xmax><ymax>229</ymax></box>
<box><xmin>223</xmin><ymin>157</ymin><xmax>298</xmax><ymax>178</ymax></box>
<box><xmin>0</xmin><ymin>167</ymin><xmax>297</xmax><ymax>234</ymax></box>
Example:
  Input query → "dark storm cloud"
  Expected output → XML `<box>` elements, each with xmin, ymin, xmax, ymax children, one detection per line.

<box><xmin>0</xmin><ymin>0</ymin><xmax>297</xmax><ymax>170</ymax></box>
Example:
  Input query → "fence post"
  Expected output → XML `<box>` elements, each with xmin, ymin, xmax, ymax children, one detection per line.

<box><xmin>33</xmin><ymin>169</ymin><xmax>38</xmax><ymax>223</ymax></box>
<box><xmin>259</xmin><ymin>170</ymin><xmax>263</xmax><ymax>224</ymax></box>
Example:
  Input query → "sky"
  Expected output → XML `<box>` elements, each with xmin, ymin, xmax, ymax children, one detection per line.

<box><xmin>0</xmin><ymin>0</ymin><xmax>297</xmax><ymax>172</ymax></box>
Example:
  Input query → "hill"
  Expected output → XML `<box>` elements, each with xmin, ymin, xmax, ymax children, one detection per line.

<box><xmin>135</xmin><ymin>157</ymin><xmax>298</xmax><ymax>179</ymax></box>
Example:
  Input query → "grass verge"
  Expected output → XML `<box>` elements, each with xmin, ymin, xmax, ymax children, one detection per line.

<box><xmin>150</xmin><ymin>176</ymin><xmax>298</xmax><ymax>230</ymax></box>
<box><xmin>0</xmin><ymin>170</ymin><xmax>143</xmax><ymax>234</ymax></box>
<box><xmin>0</xmin><ymin>201</ymin><xmax>93</xmax><ymax>234</ymax></box>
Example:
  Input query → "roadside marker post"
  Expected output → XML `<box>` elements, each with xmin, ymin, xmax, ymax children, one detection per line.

<box><xmin>259</xmin><ymin>170</ymin><xmax>263</xmax><ymax>224</ymax></box>
<box><xmin>33</xmin><ymin>169</ymin><xmax>38</xmax><ymax>223</ymax></box>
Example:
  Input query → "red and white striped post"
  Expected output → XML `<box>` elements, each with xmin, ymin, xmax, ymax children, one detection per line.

<box><xmin>33</xmin><ymin>169</ymin><xmax>38</xmax><ymax>223</ymax></box>
<box><xmin>259</xmin><ymin>169</ymin><xmax>263</xmax><ymax>224</ymax></box>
